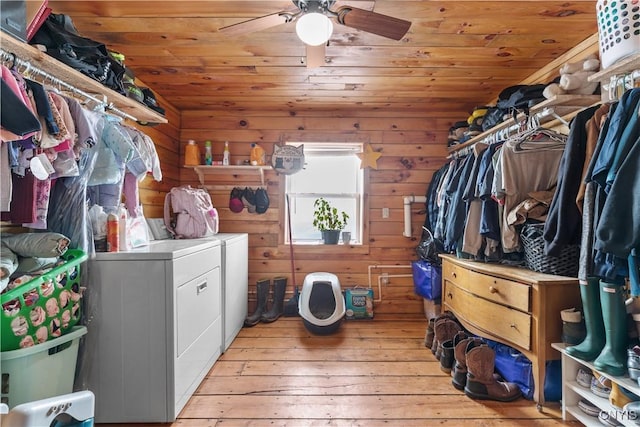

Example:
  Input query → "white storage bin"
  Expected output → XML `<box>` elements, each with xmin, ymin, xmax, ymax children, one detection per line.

<box><xmin>1</xmin><ymin>326</ymin><xmax>87</xmax><ymax>408</ymax></box>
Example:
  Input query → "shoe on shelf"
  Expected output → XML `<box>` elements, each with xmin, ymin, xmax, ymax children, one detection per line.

<box><xmin>590</xmin><ymin>372</ymin><xmax>612</xmax><ymax>399</ymax></box>
<box><xmin>628</xmin><ymin>346</ymin><xmax>640</xmax><ymax>380</ymax></box>
<box><xmin>577</xmin><ymin>399</ymin><xmax>600</xmax><ymax>417</ymax></box>
<box><xmin>598</xmin><ymin>409</ymin><xmax>623</xmax><ymax>426</ymax></box>
<box><xmin>576</xmin><ymin>367</ymin><xmax>594</xmax><ymax>389</ymax></box>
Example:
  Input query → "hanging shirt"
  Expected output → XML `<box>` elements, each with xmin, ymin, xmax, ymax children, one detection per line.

<box><xmin>500</xmin><ymin>131</ymin><xmax>566</xmax><ymax>253</ymax></box>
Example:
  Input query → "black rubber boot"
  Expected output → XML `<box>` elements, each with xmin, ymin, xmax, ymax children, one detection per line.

<box><xmin>244</xmin><ymin>278</ymin><xmax>270</xmax><ymax>327</ymax></box>
<box><xmin>261</xmin><ymin>277</ymin><xmax>287</xmax><ymax>323</ymax></box>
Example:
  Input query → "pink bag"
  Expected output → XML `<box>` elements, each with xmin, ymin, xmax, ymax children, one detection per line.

<box><xmin>163</xmin><ymin>186</ymin><xmax>219</xmax><ymax>239</ymax></box>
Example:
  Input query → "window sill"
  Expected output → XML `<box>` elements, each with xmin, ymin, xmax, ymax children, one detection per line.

<box><xmin>278</xmin><ymin>244</ymin><xmax>370</xmax><ymax>255</ymax></box>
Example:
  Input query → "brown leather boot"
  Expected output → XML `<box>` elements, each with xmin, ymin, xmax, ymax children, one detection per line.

<box><xmin>451</xmin><ymin>337</ymin><xmax>484</xmax><ymax>390</ymax></box>
<box><xmin>431</xmin><ymin>312</ymin><xmax>457</xmax><ymax>355</ymax></box>
<box><xmin>434</xmin><ymin>318</ymin><xmax>462</xmax><ymax>361</ymax></box>
<box><xmin>464</xmin><ymin>345</ymin><xmax>522</xmax><ymax>402</ymax></box>
<box><xmin>425</xmin><ymin>318</ymin><xmax>435</xmax><ymax>348</ymax></box>
<box><xmin>441</xmin><ymin>330</ymin><xmax>467</xmax><ymax>374</ymax></box>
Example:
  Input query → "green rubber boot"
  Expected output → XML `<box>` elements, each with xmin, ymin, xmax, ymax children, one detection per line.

<box><xmin>593</xmin><ymin>280</ymin><xmax>628</xmax><ymax>376</ymax></box>
<box><xmin>566</xmin><ymin>277</ymin><xmax>605</xmax><ymax>361</ymax></box>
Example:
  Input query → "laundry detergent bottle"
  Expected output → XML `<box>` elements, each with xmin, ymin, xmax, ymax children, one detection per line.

<box><xmin>250</xmin><ymin>143</ymin><xmax>265</xmax><ymax>166</ymax></box>
<box><xmin>185</xmin><ymin>139</ymin><xmax>201</xmax><ymax>166</ymax></box>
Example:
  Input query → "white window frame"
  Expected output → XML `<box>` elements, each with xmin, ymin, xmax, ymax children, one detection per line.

<box><xmin>284</xmin><ymin>142</ymin><xmax>364</xmax><ymax>245</ymax></box>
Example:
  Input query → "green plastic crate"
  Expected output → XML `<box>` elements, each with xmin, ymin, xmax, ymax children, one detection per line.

<box><xmin>1</xmin><ymin>249</ymin><xmax>87</xmax><ymax>352</ymax></box>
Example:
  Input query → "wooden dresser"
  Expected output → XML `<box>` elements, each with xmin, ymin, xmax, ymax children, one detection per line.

<box><xmin>439</xmin><ymin>254</ymin><xmax>580</xmax><ymax>407</ymax></box>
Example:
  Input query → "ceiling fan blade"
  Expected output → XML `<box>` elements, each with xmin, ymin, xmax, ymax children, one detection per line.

<box><xmin>219</xmin><ymin>12</ymin><xmax>292</xmax><ymax>37</ymax></box>
<box><xmin>336</xmin><ymin>7</ymin><xmax>411</xmax><ymax>40</ymax></box>
<box><xmin>306</xmin><ymin>44</ymin><xmax>326</xmax><ymax>68</ymax></box>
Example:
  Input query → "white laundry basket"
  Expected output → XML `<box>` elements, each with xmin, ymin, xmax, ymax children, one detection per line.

<box><xmin>1</xmin><ymin>326</ymin><xmax>87</xmax><ymax>409</ymax></box>
<box><xmin>596</xmin><ymin>0</ymin><xmax>640</xmax><ymax>69</ymax></box>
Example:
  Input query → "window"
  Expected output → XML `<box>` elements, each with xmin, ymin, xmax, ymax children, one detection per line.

<box><xmin>285</xmin><ymin>143</ymin><xmax>364</xmax><ymax>244</ymax></box>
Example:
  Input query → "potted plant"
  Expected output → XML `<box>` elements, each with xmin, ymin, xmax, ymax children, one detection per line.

<box><xmin>312</xmin><ymin>198</ymin><xmax>349</xmax><ymax>245</ymax></box>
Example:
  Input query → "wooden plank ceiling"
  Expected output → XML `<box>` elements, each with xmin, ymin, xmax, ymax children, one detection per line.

<box><xmin>48</xmin><ymin>1</ymin><xmax>598</xmax><ymax>120</ymax></box>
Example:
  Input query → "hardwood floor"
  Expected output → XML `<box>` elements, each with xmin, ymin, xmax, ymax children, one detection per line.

<box><xmin>98</xmin><ymin>316</ymin><xmax>578</xmax><ymax>426</ymax></box>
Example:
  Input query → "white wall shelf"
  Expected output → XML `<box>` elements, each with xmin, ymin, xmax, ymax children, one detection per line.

<box><xmin>185</xmin><ymin>165</ymin><xmax>272</xmax><ymax>186</ymax></box>
<box><xmin>588</xmin><ymin>53</ymin><xmax>640</xmax><ymax>83</ymax></box>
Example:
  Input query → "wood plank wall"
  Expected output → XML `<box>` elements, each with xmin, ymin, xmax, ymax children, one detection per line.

<box><xmin>177</xmin><ymin>112</ymin><xmax>451</xmax><ymax>318</ymax></box>
<box><xmin>169</xmin><ymin>35</ymin><xmax>599</xmax><ymax>319</ymax></box>
<box><xmin>1</xmin><ymin>34</ymin><xmax>598</xmax><ymax>319</ymax></box>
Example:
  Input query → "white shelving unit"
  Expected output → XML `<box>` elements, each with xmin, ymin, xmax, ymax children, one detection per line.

<box><xmin>552</xmin><ymin>343</ymin><xmax>640</xmax><ymax>426</ymax></box>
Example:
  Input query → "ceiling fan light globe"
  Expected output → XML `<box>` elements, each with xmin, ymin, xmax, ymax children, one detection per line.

<box><xmin>296</xmin><ymin>13</ymin><xmax>333</xmax><ymax>46</ymax></box>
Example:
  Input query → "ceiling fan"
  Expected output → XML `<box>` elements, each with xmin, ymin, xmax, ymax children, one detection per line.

<box><xmin>219</xmin><ymin>0</ymin><xmax>411</xmax><ymax>68</ymax></box>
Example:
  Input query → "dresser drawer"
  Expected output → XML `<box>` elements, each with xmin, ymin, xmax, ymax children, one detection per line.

<box><xmin>442</xmin><ymin>261</ymin><xmax>469</xmax><ymax>288</ymax></box>
<box><xmin>444</xmin><ymin>281</ymin><xmax>532</xmax><ymax>350</ymax></box>
<box><xmin>465</xmin><ymin>269</ymin><xmax>531</xmax><ymax>312</ymax></box>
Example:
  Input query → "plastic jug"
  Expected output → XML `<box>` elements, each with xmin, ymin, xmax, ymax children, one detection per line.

<box><xmin>250</xmin><ymin>143</ymin><xmax>265</xmax><ymax>166</ymax></box>
<box><xmin>184</xmin><ymin>140</ymin><xmax>200</xmax><ymax>166</ymax></box>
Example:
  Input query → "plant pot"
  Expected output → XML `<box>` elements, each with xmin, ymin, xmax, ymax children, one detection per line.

<box><xmin>321</xmin><ymin>230</ymin><xmax>340</xmax><ymax>245</ymax></box>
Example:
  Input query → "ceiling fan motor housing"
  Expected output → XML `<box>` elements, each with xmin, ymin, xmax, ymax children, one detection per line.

<box><xmin>294</xmin><ymin>0</ymin><xmax>336</xmax><ymax>14</ymax></box>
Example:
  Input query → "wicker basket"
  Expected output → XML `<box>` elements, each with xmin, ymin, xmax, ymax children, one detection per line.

<box><xmin>520</xmin><ymin>224</ymin><xmax>579</xmax><ymax>277</ymax></box>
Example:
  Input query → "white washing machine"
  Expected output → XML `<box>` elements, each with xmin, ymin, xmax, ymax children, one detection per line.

<box><xmin>213</xmin><ymin>233</ymin><xmax>248</xmax><ymax>352</ymax></box>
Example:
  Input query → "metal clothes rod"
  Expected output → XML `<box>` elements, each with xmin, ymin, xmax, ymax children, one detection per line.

<box><xmin>446</xmin><ymin>106</ymin><xmax>566</xmax><ymax>159</ymax></box>
<box><xmin>0</xmin><ymin>47</ymin><xmax>138</xmax><ymax>122</ymax></box>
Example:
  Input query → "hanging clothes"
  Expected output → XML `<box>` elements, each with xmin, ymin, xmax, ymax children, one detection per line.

<box><xmin>422</xmin><ymin>164</ymin><xmax>449</xmax><ymax>234</ymax></box>
<box><xmin>443</xmin><ymin>153</ymin><xmax>476</xmax><ymax>253</ymax></box>
<box><xmin>543</xmin><ymin>105</ymin><xmax>600</xmax><ymax>257</ymax></box>
<box><xmin>499</xmin><ymin>129</ymin><xmax>566</xmax><ymax>253</ymax></box>
<box><xmin>0</xmin><ymin>65</ymin><xmax>40</xmax><ymax>142</ymax></box>
<box><xmin>461</xmin><ymin>142</ymin><xmax>489</xmax><ymax>258</ymax></box>
<box><xmin>576</xmin><ymin>104</ymin><xmax>610</xmax><ymax>213</ymax></box>
<box><xmin>433</xmin><ymin>159</ymin><xmax>458</xmax><ymax>243</ymax></box>
<box><xmin>588</xmin><ymin>88</ymin><xmax>640</xmax><ymax>269</ymax></box>
<box><xmin>478</xmin><ymin>143</ymin><xmax>503</xmax><ymax>244</ymax></box>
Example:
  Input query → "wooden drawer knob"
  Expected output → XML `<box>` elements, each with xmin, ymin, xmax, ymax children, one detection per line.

<box><xmin>451</xmin><ymin>272</ymin><xmax>457</xmax><ymax>279</ymax></box>
<box><xmin>489</xmin><ymin>286</ymin><xmax>499</xmax><ymax>294</ymax></box>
